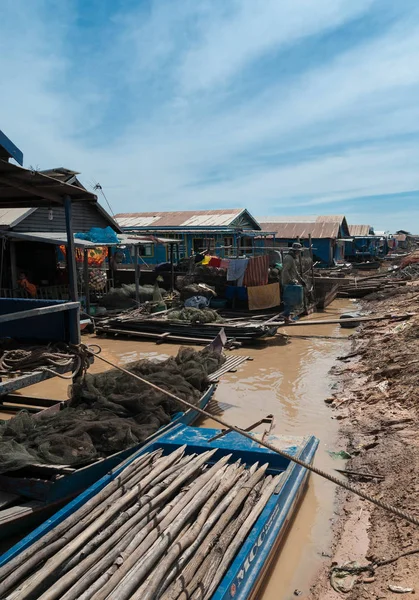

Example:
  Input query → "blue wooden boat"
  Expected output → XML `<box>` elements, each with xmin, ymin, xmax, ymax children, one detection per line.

<box><xmin>0</xmin><ymin>385</ymin><xmax>216</xmax><ymax>539</ymax></box>
<box><xmin>0</xmin><ymin>424</ymin><xmax>318</xmax><ymax>599</ymax></box>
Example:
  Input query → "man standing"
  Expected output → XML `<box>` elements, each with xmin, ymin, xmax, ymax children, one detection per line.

<box><xmin>281</xmin><ymin>243</ymin><xmax>305</xmax><ymax>321</ymax></box>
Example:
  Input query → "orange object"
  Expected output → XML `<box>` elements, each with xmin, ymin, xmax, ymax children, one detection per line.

<box><xmin>59</xmin><ymin>245</ymin><xmax>108</xmax><ymax>265</ymax></box>
<box><xmin>18</xmin><ymin>276</ymin><xmax>37</xmax><ymax>298</ymax></box>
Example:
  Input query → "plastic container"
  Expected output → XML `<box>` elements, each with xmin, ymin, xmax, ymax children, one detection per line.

<box><xmin>209</xmin><ymin>298</ymin><xmax>228</xmax><ymax>309</ymax></box>
<box><xmin>283</xmin><ymin>284</ymin><xmax>304</xmax><ymax>307</ymax></box>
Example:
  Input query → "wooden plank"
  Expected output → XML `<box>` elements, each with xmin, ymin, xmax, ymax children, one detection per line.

<box><xmin>0</xmin><ymin>491</ymin><xmax>20</xmax><ymax>510</ymax></box>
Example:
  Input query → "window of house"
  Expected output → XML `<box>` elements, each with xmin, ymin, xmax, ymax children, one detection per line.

<box><xmin>224</xmin><ymin>236</ymin><xmax>234</xmax><ymax>256</ymax></box>
<box><xmin>193</xmin><ymin>238</ymin><xmax>215</xmax><ymax>254</ymax></box>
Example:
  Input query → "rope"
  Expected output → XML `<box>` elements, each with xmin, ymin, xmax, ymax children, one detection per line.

<box><xmin>85</xmin><ymin>345</ymin><xmax>419</xmax><ymax>528</ymax></box>
<box><xmin>0</xmin><ymin>344</ymin><xmax>93</xmax><ymax>380</ymax></box>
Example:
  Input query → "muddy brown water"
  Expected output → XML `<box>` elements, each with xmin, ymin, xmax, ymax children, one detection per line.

<box><xmin>1</xmin><ymin>299</ymin><xmax>354</xmax><ymax>596</ymax></box>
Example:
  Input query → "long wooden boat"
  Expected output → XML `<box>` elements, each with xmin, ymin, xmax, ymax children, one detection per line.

<box><xmin>0</xmin><ymin>385</ymin><xmax>216</xmax><ymax>539</ymax></box>
<box><xmin>0</xmin><ymin>424</ymin><xmax>318</xmax><ymax>599</ymax></box>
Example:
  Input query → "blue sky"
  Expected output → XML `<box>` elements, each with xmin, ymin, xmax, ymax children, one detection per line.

<box><xmin>1</xmin><ymin>0</ymin><xmax>419</xmax><ymax>231</ymax></box>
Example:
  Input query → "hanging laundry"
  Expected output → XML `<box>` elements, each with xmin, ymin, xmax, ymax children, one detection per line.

<box><xmin>208</xmin><ymin>256</ymin><xmax>222</xmax><ymax>267</ymax></box>
<box><xmin>201</xmin><ymin>255</ymin><xmax>211</xmax><ymax>265</ymax></box>
<box><xmin>247</xmin><ymin>283</ymin><xmax>280</xmax><ymax>311</ymax></box>
<box><xmin>243</xmin><ymin>255</ymin><xmax>269</xmax><ymax>287</ymax></box>
<box><xmin>227</xmin><ymin>258</ymin><xmax>249</xmax><ymax>286</ymax></box>
<box><xmin>220</xmin><ymin>258</ymin><xmax>230</xmax><ymax>269</ymax></box>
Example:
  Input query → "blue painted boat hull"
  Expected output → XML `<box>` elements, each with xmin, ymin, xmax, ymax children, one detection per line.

<box><xmin>0</xmin><ymin>424</ymin><xmax>319</xmax><ymax>598</ymax></box>
<box><xmin>0</xmin><ymin>385</ymin><xmax>216</xmax><ymax>538</ymax></box>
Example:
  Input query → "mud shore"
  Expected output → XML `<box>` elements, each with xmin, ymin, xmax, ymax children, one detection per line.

<box><xmin>311</xmin><ymin>285</ymin><xmax>419</xmax><ymax>599</ymax></box>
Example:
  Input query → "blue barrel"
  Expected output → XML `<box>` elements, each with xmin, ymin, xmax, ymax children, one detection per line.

<box><xmin>283</xmin><ymin>284</ymin><xmax>304</xmax><ymax>306</ymax></box>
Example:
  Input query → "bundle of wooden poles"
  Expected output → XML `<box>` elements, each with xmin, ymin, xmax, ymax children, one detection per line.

<box><xmin>0</xmin><ymin>446</ymin><xmax>281</xmax><ymax>600</ymax></box>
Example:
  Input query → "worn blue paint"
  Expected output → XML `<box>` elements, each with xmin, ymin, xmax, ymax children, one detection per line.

<box><xmin>345</xmin><ymin>236</ymin><xmax>387</xmax><ymax>260</ymax></box>
<box><xmin>0</xmin><ymin>422</ymin><xmax>318</xmax><ymax>600</ymax></box>
<box><xmin>0</xmin><ymin>130</ymin><xmax>23</xmax><ymax>165</ymax></box>
<box><xmin>0</xmin><ymin>298</ymin><xmax>80</xmax><ymax>344</ymax></box>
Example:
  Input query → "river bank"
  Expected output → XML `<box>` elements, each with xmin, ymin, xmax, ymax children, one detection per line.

<box><xmin>311</xmin><ymin>284</ymin><xmax>419</xmax><ymax>599</ymax></box>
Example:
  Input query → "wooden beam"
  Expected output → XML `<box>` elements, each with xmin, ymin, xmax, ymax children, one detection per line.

<box><xmin>0</xmin><ymin>176</ymin><xmax>63</xmax><ymax>204</ymax></box>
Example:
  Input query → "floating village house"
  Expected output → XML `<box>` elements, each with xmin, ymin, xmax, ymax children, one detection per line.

<box><xmin>0</xmin><ymin>168</ymin><xmax>122</xmax><ymax>299</ymax></box>
<box><xmin>345</xmin><ymin>224</ymin><xmax>389</xmax><ymax>261</ymax></box>
<box><xmin>115</xmin><ymin>209</ymin><xmax>272</xmax><ymax>266</ymax></box>
<box><xmin>257</xmin><ymin>215</ymin><xmax>350</xmax><ymax>266</ymax></box>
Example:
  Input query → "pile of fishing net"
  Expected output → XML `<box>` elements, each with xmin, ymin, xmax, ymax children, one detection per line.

<box><xmin>0</xmin><ymin>347</ymin><xmax>225</xmax><ymax>473</ymax></box>
<box><xmin>100</xmin><ymin>283</ymin><xmax>167</xmax><ymax>309</ymax></box>
<box><xmin>169</xmin><ymin>308</ymin><xmax>223</xmax><ymax>324</ymax></box>
<box><xmin>179</xmin><ymin>283</ymin><xmax>215</xmax><ymax>301</ymax></box>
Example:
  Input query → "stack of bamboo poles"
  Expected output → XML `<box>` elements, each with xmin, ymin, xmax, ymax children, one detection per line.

<box><xmin>0</xmin><ymin>446</ymin><xmax>281</xmax><ymax>600</ymax></box>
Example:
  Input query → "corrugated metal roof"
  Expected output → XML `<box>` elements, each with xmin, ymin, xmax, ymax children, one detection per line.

<box><xmin>0</xmin><ymin>207</ymin><xmax>36</xmax><ymax>228</ymax></box>
<box><xmin>115</xmin><ymin>209</ymin><xmax>245</xmax><ymax>228</ymax></box>
<box><xmin>259</xmin><ymin>221</ymin><xmax>340</xmax><ymax>239</ymax></box>
<box><xmin>257</xmin><ymin>215</ymin><xmax>317</xmax><ymax>223</ymax></box>
<box><xmin>0</xmin><ymin>230</ymin><xmax>179</xmax><ymax>247</ymax></box>
<box><xmin>315</xmin><ymin>215</ymin><xmax>346</xmax><ymax>223</ymax></box>
<box><xmin>349</xmin><ymin>224</ymin><xmax>372</xmax><ymax>236</ymax></box>
<box><xmin>0</xmin><ymin>159</ymin><xmax>98</xmax><ymax>207</ymax></box>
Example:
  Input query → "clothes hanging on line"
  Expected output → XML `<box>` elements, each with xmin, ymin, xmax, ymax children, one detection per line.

<box><xmin>227</xmin><ymin>258</ymin><xmax>249</xmax><ymax>286</ymax></box>
<box><xmin>220</xmin><ymin>258</ymin><xmax>230</xmax><ymax>269</ymax></box>
<box><xmin>243</xmin><ymin>255</ymin><xmax>269</xmax><ymax>287</ymax></box>
<box><xmin>208</xmin><ymin>256</ymin><xmax>222</xmax><ymax>267</ymax></box>
<box><xmin>247</xmin><ymin>283</ymin><xmax>280</xmax><ymax>311</ymax></box>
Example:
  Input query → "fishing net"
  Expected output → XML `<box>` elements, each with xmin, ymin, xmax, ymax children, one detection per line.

<box><xmin>0</xmin><ymin>347</ymin><xmax>225</xmax><ymax>474</ymax></box>
<box><xmin>100</xmin><ymin>284</ymin><xmax>167</xmax><ymax>309</ymax></box>
<box><xmin>169</xmin><ymin>308</ymin><xmax>223</xmax><ymax>325</ymax></box>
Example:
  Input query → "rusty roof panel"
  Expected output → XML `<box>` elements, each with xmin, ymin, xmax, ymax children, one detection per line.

<box><xmin>315</xmin><ymin>215</ymin><xmax>346</xmax><ymax>223</ymax></box>
<box><xmin>259</xmin><ymin>221</ymin><xmax>340</xmax><ymax>239</ymax></box>
<box><xmin>348</xmin><ymin>224</ymin><xmax>372</xmax><ymax>236</ymax></box>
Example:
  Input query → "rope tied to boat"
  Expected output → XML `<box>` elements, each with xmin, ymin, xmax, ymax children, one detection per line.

<box><xmin>0</xmin><ymin>343</ymin><xmax>94</xmax><ymax>380</ymax></box>
<box><xmin>84</xmin><ymin>345</ymin><xmax>419</xmax><ymax>528</ymax></box>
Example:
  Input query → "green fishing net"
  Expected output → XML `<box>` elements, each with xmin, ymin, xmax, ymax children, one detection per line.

<box><xmin>0</xmin><ymin>347</ymin><xmax>225</xmax><ymax>474</ymax></box>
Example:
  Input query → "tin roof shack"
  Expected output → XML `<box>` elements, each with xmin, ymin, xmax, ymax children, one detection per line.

<box><xmin>115</xmin><ymin>209</ymin><xmax>270</xmax><ymax>265</ymax></box>
<box><xmin>0</xmin><ymin>130</ymin><xmax>100</xmax><ymax>400</ymax></box>
<box><xmin>257</xmin><ymin>215</ymin><xmax>350</xmax><ymax>267</ymax></box>
<box><xmin>0</xmin><ymin>167</ymin><xmax>122</xmax><ymax>302</ymax></box>
<box><xmin>345</xmin><ymin>224</ymin><xmax>388</xmax><ymax>262</ymax></box>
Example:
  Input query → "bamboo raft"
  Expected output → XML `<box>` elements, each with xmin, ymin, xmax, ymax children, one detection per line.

<box><xmin>0</xmin><ymin>424</ymin><xmax>318</xmax><ymax>600</ymax></box>
<box><xmin>96</xmin><ymin>311</ymin><xmax>279</xmax><ymax>346</ymax></box>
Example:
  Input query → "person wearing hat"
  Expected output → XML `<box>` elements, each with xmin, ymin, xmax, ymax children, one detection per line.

<box><xmin>281</xmin><ymin>243</ymin><xmax>306</xmax><ymax>321</ymax></box>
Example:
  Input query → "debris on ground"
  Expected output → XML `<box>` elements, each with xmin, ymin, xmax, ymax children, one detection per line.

<box><xmin>311</xmin><ymin>265</ymin><xmax>419</xmax><ymax>599</ymax></box>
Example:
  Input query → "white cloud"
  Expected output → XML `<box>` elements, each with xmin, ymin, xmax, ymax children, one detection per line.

<box><xmin>0</xmin><ymin>0</ymin><xmax>419</xmax><ymax>231</ymax></box>
<box><xmin>177</xmin><ymin>0</ymin><xmax>376</xmax><ymax>93</ymax></box>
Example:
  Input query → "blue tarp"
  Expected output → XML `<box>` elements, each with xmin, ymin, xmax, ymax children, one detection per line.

<box><xmin>75</xmin><ymin>226</ymin><xmax>119</xmax><ymax>244</ymax></box>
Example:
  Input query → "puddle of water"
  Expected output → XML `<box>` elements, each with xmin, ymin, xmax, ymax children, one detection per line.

<box><xmin>1</xmin><ymin>299</ymin><xmax>354</xmax><ymax>595</ymax></box>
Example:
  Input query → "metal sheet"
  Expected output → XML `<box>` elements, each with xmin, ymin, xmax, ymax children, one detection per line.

<box><xmin>115</xmin><ymin>209</ymin><xmax>244</xmax><ymax>228</ymax></box>
<box><xmin>259</xmin><ymin>221</ymin><xmax>340</xmax><ymax>239</ymax></box>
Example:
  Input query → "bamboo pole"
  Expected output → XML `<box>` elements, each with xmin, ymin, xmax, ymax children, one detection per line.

<box><xmin>157</xmin><ymin>468</ymin><xmax>250</xmax><ymax>599</ymax></box>
<box><xmin>138</xmin><ymin>463</ymin><xmax>244</xmax><ymax>600</ymax></box>
<box><xmin>52</xmin><ymin>455</ymin><xmax>195</xmax><ymax>598</ymax></box>
<box><xmin>91</xmin><ymin>451</ymin><xmax>227</xmax><ymax>600</ymax></box>
<box><xmin>110</xmin><ymin>469</ymin><xmax>226</xmax><ymax>600</ymax></box>
<box><xmin>63</xmin><ymin>454</ymin><xmax>195</xmax><ymax>572</ymax></box>
<box><xmin>35</xmin><ymin>452</ymin><xmax>211</xmax><ymax>600</ymax></box>
<box><xmin>162</xmin><ymin>464</ymin><xmax>267</xmax><ymax>600</ymax></box>
<box><xmin>273</xmin><ymin>312</ymin><xmax>415</xmax><ymax>327</ymax></box>
<box><xmin>0</xmin><ymin>450</ymin><xmax>161</xmax><ymax>594</ymax></box>
<box><xmin>187</xmin><ymin>479</ymin><xmax>265</xmax><ymax>600</ymax></box>
<box><xmin>11</xmin><ymin>447</ymin><xmax>187</xmax><ymax>600</ymax></box>
<box><xmin>203</xmin><ymin>474</ymin><xmax>281</xmax><ymax>599</ymax></box>
<box><xmin>63</xmin><ymin>478</ymin><xmax>191</xmax><ymax>600</ymax></box>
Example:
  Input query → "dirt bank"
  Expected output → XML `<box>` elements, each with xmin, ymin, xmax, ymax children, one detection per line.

<box><xmin>311</xmin><ymin>285</ymin><xmax>419</xmax><ymax>599</ymax></box>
